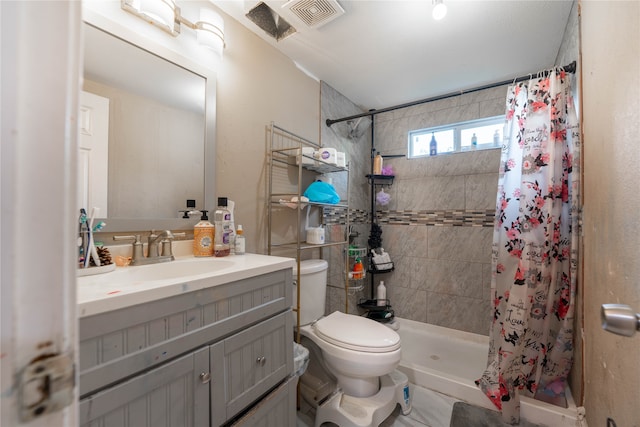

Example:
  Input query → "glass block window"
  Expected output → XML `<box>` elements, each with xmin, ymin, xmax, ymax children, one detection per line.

<box><xmin>408</xmin><ymin>115</ymin><xmax>504</xmax><ymax>158</ymax></box>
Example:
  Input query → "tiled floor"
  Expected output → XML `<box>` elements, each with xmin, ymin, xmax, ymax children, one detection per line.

<box><xmin>297</xmin><ymin>383</ymin><xmax>460</xmax><ymax>427</ymax></box>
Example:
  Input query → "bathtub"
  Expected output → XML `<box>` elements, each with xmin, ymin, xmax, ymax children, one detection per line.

<box><xmin>395</xmin><ymin>317</ymin><xmax>587</xmax><ymax>427</ymax></box>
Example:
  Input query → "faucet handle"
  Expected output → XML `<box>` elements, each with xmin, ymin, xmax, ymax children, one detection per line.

<box><xmin>159</xmin><ymin>232</ymin><xmax>185</xmax><ymax>258</ymax></box>
<box><xmin>113</xmin><ymin>234</ymin><xmax>144</xmax><ymax>262</ymax></box>
<box><xmin>160</xmin><ymin>240</ymin><xmax>175</xmax><ymax>259</ymax></box>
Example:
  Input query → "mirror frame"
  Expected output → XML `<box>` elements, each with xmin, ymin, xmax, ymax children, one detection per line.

<box><xmin>83</xmin><ymin>10</ymin><xmax>216</xmax><ymax>233</ymax></box>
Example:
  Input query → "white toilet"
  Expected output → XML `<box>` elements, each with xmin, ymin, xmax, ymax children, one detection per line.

<box><xmin>293</xmin><ymin>260</ymin><xmax>412</xmax><ymax>427</ymax></box>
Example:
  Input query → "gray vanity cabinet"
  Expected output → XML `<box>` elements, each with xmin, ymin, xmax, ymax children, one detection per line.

<box><xmin>79</xmin><ymin>268</ymin><xmax>295</xmax><ymax>426</ymax></box>
<box><xmin>211</xmin><ymin>312</ymin><xmax>293</xmax><ymax>426</ymax></box>
<box><xmin>79</xmin><ymin>347</ymin><xmax>210</xmax><ymax>426</ymax></box>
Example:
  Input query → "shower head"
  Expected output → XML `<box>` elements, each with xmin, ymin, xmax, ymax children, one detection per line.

<box><xmin>601</xmin><ymin>303</ymin><xmax>640</xmax><ymax>337</ymax></box>
<box><xmin>345</xmin><ymin>116</ymin><xmax>371</xmax><ymax>140</ymax></box>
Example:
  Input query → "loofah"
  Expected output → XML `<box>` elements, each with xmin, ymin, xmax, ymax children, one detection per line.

<box><xmin>376</xmin><ymin>189</ymin><xmax>391</xmax><ymax>206</ymax></box>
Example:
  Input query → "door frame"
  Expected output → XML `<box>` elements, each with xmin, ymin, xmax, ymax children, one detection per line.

<box><xmin>1</xmin><ymin>2</ymin><xmax>81</xmax><ymax>426</ymax></box>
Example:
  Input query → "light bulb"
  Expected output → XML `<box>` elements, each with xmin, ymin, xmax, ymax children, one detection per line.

<box><xmin>433</xmin><ymin>1</ymin><xmax>447</xmax><ymax>20</ymax></box>
<box><xmin>139</xmin><ymin>0</ymin><xmax>176</xmax><ymax>27</ymax></box>
<box><xmin>196</xmin><ymin>8</ymin><xmax>225</xmax><ymax>57</ymax></box>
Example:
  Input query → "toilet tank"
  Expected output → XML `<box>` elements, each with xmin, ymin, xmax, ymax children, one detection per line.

<box><xmin>293</xmin><ymin>259</ymin><xmax>328</xmax><ymax>326</ymax></box>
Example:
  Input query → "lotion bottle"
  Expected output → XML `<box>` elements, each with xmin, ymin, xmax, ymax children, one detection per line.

<box><xmin>235</xmin><ymin>225</ymin><xmax>246</xmax><ymax>255</ymax></box>
<box><xmin>193</xmin><ymin>210</ymin><xmax>214</xmax><ymax>257</ymax></box>
<box><xmin>377</xmin><ymin>281</ymin><xmax>387</xmax><ymax>306</ymax></box>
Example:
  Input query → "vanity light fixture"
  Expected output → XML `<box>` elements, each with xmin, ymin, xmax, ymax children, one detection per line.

<box><xmin>432</xmin><ymin>0</ymin><xmax>447</xmax><ymax>20</ymax></box>
<box><xmin>121</xmin><ymin>0</ymin><xmax>225</xmax><ymax>57</ymax></box>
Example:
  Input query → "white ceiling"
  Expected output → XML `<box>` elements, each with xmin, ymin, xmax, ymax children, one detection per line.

<box><xmin>212</xmin><ymin>0</ymin><xmax>575</xmax><ymax>110</ymax></box>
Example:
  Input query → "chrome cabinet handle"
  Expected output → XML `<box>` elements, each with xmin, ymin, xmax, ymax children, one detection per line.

<box><xmin>199</xmin><ymin>372</ymin><xmax>211</xmax><ymax>384</ymax></box>
<box><xmin>256</xmin><ymin>356</ymin><xmax>266</xmax><ymax>366</ymax></box>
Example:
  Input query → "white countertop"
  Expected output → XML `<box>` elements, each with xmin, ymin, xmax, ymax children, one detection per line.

<box><xmin>77</xmin><ymin>252</ymin><xmax>295</xmax><ymax>318</ymax></box>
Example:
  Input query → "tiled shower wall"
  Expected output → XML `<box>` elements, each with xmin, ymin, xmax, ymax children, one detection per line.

<box><xmin>371</xmin><ymin>88</ymin><xmax>506</xmax><ymax>336</ymax></box>
<box><xmin>322</xmin><ymin>82</ymin><xmax>507</xmax><ymax>336</ymax></box>
<box><xmin>320</xmin><ymin>82</ymin><xmax>371</xmax><ymax>315</ymax></box>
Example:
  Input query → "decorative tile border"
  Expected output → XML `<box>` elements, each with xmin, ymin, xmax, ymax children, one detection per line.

<box><xmin>377</xmin><ymin>209</ymin><xmax>495</xmax><ymax>227</ymax></box>
<box><xmin>324</xmin><ymin>208</ymin><xmax>494</xmax><ymax>227</ymax></box>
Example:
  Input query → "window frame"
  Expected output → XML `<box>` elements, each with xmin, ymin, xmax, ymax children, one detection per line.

<box><xmin>408</xmin><ymin>115</ymin><xmax>505</xmax><ymax>158</ymax></box>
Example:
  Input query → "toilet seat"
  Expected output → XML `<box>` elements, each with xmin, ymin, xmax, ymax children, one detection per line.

<box><xmin>313</xmin><ymin>311</ymin><xmax>400</xmax><ymax>353</ymax></box>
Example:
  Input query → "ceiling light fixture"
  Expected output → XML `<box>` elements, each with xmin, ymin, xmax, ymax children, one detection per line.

<box><xmin>432</xmin><ymin>0</ymin><xmax>447</xmax><ymax>20</ymax></box>
<box><xmin>121</xmin><ymin>0</ymin><xmax>225</xmax><ymax>57</ymax></box>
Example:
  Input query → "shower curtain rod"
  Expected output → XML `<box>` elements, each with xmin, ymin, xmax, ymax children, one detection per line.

<box><xmin>325</xmin><ymin>60</ymin><xmax>577</xmax><ymax>127</ymax></box>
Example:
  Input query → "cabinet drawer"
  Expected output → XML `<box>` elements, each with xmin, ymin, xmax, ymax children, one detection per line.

<box><xmin>211</xmin><ymin>311</ymin><xmax>293</xmax><ymax>425</ymax></box>
<box><xmin>79</xmin><ymin>348</ymin><xmax>209</xmax><ymax>427</ymax></box>
<box><xmin>229</xmin><ymin>375</ymin><xmax>297</xmax><ymax>427</ymax></box>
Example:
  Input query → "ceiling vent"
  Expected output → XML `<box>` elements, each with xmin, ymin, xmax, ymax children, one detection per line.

<box><xmin>283</xmin><ymin>0</ymin><xmax>345</xmax><ymax>29</ymax></box>
<box><xmin>246</xmin><ymin>2</ymin><xmax>297</xmax><ymax>41</ymax></box>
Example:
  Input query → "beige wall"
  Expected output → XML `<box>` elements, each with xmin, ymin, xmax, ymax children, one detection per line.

<box><xmin>581</xmin><ymin>1</ymin><xmax>640</xmax><ymax>425</ymax></box>
<box><xmin>214</xmin><ymin>6</ymin><xmax>320</xmax><ymax>254</ymax></box>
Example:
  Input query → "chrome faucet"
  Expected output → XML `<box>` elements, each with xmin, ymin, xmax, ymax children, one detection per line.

<box><xmin>113</xmin><ymin>230</ymin><xmax>185</xmax><ymax>265</ymax></box>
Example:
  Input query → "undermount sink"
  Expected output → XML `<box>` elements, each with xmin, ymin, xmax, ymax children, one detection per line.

<box><xmin>114</xmin><ymin>258</ymin><xmax>234</xmax><ymax>282</ymax></box>
<box><xmin>79</xmin><ymin>257</ymin><xmax>235</xmax><ymax>285</ymax></box>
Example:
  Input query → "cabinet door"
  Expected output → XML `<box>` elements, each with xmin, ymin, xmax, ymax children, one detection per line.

<box><xmin>211</xmin><ymin>312</ymin><xmax>293</xmax><ymax>426</ymax></box>
<box><xmin>79</xmin><ymin>348</ymin><xmax>209</xmax><ymax>427</ymax></box>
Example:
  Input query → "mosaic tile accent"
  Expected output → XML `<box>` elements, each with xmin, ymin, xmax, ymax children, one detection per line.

<box><xmin>323</xmin><ymin>208</ymin><xmax>494</xmax><ymax>227</ymax></box>
<box><xmin>378</xmin><ymin>209</ymin><xmax>495</xmax><ymax>227</ymax></box>
<box><xmin>323</xmin><ymin>207</ymin><xmax>369</xmax><ymax>224</ymax></box>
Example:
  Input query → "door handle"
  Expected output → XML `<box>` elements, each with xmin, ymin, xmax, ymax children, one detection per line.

<box><xmin>601</xmin><ymin>304</ymin><xmax>640</xmax><ymax>337</ymax></box>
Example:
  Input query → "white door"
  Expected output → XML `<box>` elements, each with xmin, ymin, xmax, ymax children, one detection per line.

<box><xmin>78</xmin><ymin>91</ymin><xmax>109</xmax><ymax>216</ymax></box>
<box><xmin>1</xmin><ymin>2</ymin><xmax>80</xmax><ymax>426</ymax></box>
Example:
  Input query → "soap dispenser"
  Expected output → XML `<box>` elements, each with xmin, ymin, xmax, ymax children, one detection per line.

<box><xmin>193</xmin><ymin>210</ymin><xmax>214</xmax><ymax>257</ymax></box>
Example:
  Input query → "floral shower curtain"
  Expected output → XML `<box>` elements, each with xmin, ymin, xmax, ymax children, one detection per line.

<box><xmin>477</xmin><ymin>68</ymin><xmax>580</xmax><ymax>424</ymax></box>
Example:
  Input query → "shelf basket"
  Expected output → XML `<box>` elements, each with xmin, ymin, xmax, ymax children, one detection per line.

<box><xmin>347</xmin><ymin>246</ymin><xmax>367</xmax><ymax>258</ymax></box>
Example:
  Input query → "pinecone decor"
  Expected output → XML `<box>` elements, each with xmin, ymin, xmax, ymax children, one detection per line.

<box><xmin>91</xmin><ymin>246</ymin><xmax>113</xmax><ymax>266</ymax></box>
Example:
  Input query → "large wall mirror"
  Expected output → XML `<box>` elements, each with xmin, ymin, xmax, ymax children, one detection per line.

<box><xmin>82</xmin><ymin>19</ymin><xmax>216</xmax><ymax>232</ymax></box>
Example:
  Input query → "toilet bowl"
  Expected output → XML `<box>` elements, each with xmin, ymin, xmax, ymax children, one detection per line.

<box><xmin>294</xmin><ymin>260</ymin><xmax>411</xmax><ymax>427</ymax></box>
<box><xmin>301</xmin><ymin>311</ymin><xmax>401</xmax><ymax>397</ymax></box>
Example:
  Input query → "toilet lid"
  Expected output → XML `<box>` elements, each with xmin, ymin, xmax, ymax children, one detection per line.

<box><xmin>313</xmin><ymin>311</ymin><xmax>400</xmax><ymax>353</ymax></box>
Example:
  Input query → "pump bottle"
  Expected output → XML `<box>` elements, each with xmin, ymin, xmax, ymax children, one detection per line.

<box><xmin>214</xmin><ymin>197</ymin><xmax>231</xmax><ymax>257</ymax></box>
<box><xmin>193</xmin><ymin>210</ymin><xmax>214</xmax><ymax>257</ymax></box>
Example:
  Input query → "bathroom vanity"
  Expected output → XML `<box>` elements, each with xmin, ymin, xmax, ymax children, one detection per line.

<box><xmin>77</xmin><ymin>254</ymin><xmax>296</xmax><ymax>426</ymax></box>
